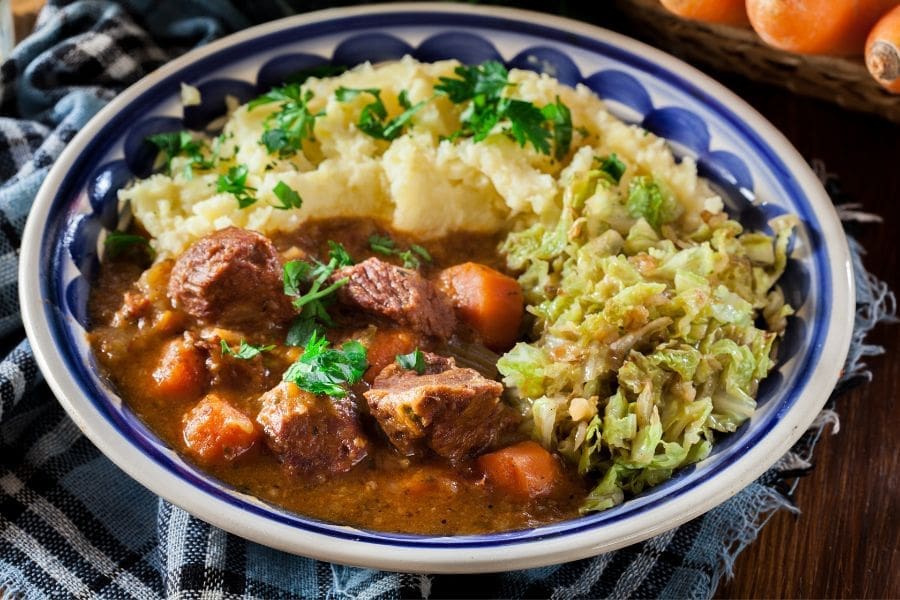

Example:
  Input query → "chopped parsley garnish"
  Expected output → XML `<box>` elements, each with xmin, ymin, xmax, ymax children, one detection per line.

<box><xmin>283</xmin><ymin>241</ymin><xmax>354</xmax><ymax>348</ymax></box>
<box><xmin>248</xmin><ymin>83</ymin><xmax>322</xmax><ymax>157</ymax></box>
<box><xmin>327</xmin><ymin>240</ymin><xmax>354</xmax><ymax>267</ymax></box>
<box><xmin>272</xmin><ymin>181</ymin><xmax>303</xmax><ymax>210</ymax></box>
<box><xmin>435</xmin><ymin>61</ymin><xmax>573</xmax><ymax>158</ymax></box>
<box><xmin>368</xmin><ymin>233</ymin><xmax>395</xmax><ymax>255</ymax></box>
<box><xmin>396</xmin><ymin>348</ymin><xmax>426</xmax><ymax>375</ymax></box>
<box><xmin>104</xmin><ymin>231</ymin><xmax>156</xmax><ymax>260</ymax></box>
<box><xmin>542</xmin><ymin>96</ymin><xmax>573</xmax><ymax>161</ymax></box>
<box><xmin>335</xmin><ymin>86</ymin><xmax>425</xmax><ymax>141</ymax></box>
<box><xmin>146</xmin><ymin>131</ymin><xmax>218</xmax><ymax>178</ymax></box>
<box><xmin>367</xmin><ymin>234</ymin><xmax>432</xmax><ymax>269</ymax></box>
<box><xmin>434</xmin><ymin>60</ymin><xmax>508</xmax><ymax>102</ymax></box>
<box><xmin>220</xmin><ymin>339</ymin><xmax>275</xmax><ymax>360</ymax></box>
<box><xmin>217</xmin><ymin>164</ymin><xmax>257</xmax><ymax>208</ymax></box>
<box><xmin>596</xmin><ymin>153</ymin><xmax>626</xmax><ymax>184</ymax></box>
<box><xmin>282</xmin><ymin>331</ymin><xmax>368</xmax><ymax>397</ymax></box>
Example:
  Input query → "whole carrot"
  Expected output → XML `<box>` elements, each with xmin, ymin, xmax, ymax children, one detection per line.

<box><xmin>867</xmin><ymin>5</ymin><xmax>900</xmax><ymax>92</ymax></box>
<box><xmin>747</xmin><ymin>0</ymin><xmax>899</xmax><ymax>55</ymax></box>
<box><xmin>659</xmin><ymin>0</ymin><xmax>750</xmax><ymax>26</ymax></box>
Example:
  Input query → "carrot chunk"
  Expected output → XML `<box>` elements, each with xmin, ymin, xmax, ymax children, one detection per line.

<box><xmin>364</xmin><ymin>328</ymin><xmax>419</xmax><ymax>383</ymax></box>
<box><xmin>477</xmin><ymin>441</ymin><xmax>562</xmax><ymax>499</ymax></box>
<box><xmin>660</xmin><ymin>0</ymin><xmax>749</xmax><ymax>26</ymax></box>
<box><xmin>747</xmin><ymin>0</ymin><xmax>898</xmax><ymax>55</ymax></box>
<box><xmin>151</xmin><ymin>337</ymin><xmax>206</xmax><ymax>401</ymax></box>
<box><xmin>182</xmin><ymin>394</ymin><xmax>260</xmax><ymax>464</ymax></box>
<box><xmin>437</xmin><ymin>263</ymin><xmax>524</xmax><ymax>352</ymax></box>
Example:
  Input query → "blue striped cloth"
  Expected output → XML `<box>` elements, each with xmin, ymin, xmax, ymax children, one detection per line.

<box><xmin>0</xmin><ymin>2</ymin><xmax>895</xmax><ymax>598</ymax></box>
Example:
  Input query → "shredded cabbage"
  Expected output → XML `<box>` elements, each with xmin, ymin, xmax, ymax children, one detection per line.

<box><xmin>496</xmin><ymin>164</ymin><xmax>796</xmax><ymax>513</ymax></box>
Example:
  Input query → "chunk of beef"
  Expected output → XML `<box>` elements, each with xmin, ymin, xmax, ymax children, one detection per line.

<box><xmin>256</xmin><ymin>381</ymin><xmax>369</xmax><ymax>478</ymax></box>
<box><xmin>332</xmin><ymin>258</ymin><xmax>455</xmax><ymax>339</ymax></box>
<box><xmin>194</xmin><ymin>328</ymin><xmax>279</xmax><ymax>393</ymax></box>
<box><xmin>168</xmin><ymin>227</ymin><xmax>295</xmax><ymax>331</ymax></box>
<box><xmin>363</xmin><ymin>353</ymin><xmax>508</xmax><ymax>461</ymax></box>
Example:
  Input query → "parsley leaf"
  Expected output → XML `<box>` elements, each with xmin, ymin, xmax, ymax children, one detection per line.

<box><xmin>286</xmin><ymin>316</ymin><xmax>325</xmax><ymax>348</ymax></box>
<box><xmin>396</xmin><ymin>348</ymin><xmax>426</xmax><ymax>375</ymax></box>
<box><xmin>410</xmin><ymin>244</ymin><xmax>432</xmax><ymax>262</ymax></box>
<box><xmin>368</xmin><ymin>234</ymin><xmax>395</xmax><ymax>255</ymax></box>
<box><xmin>336</xmin><ymin>87</ymin><xmax>425</xmax><ymax>141</ymax></box>
<box><xmin>146</xmin><ymin>131</ymin><xmax>218</xmax><ymax>177</ymax></box>
<box><xmin>104</xmin><ymin>231</ymin><xmax>156</xmax><ymax>260</ymax></box>
<box><xmin>503</xmin><ymin>99</ymin><xmax>551</xmax><ymax>155</ymax></box>
<box><xmin>249</xmin><ymin>84</ymin><xmax>322</xmax><ymax>157</ymax></box>
<box><xmin>282</xmin><ymin>260</ymin><xmax>311</xmax><ymax>296</ymax></box>
<box><xmin>217</xmin><ymin>164</ymin><xmax>257</xmax><ymax>208</ymax></box>
<box><xmin>285</xmin><ymin>262</ymin><xmax>347</xmax><ymax>311</ymax></box>
<box><xmin>435</xmin><ymin>61</ymin><xmax>574</xmax><ymax>158</ymax></box>
<box><xmin>435</xmin><ymin>61</ymin><xmax>508</xmax><ymax>103</ymax></box>
<box><xmin>542</xmin><ymin>96</ymin><xmax>573</xmax><ymax>160</ymax></box>
<box><xmin>282</xmin><ymin>331</ymin><xmax>368</xmax><ymax>397</ymax></box>
<box><xmin>282</xmin><ymin>241</ymin><xmax>354</xmax><ymax>347</ymax></box>
<box><xmin>220</xmin><ymin>339</ymin><xmax>275</xmax><ymax>360</ymax></box>
<box><xmin>327</xmin><ymin>240</ymin><xmax>354</xmax><ymax>267</ymax></box>
<box><xmin>596</xmin><ymin>153</ymin><xmax>626</xmax><ymax>184</ymax></box>
<box><xmin>272</xmin><ymin>180</ymin><xmax>303</xmax><ymax>210</ymax></box>
<box><xmin>368</xmin><ymin>234</ymin><xmax>431</xmax><ymax>269</ymax></box>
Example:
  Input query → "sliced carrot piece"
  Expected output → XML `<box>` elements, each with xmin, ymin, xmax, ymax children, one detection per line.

<box><xmin>364</xmin><ymin>328</ymin><xmax>419</xmax><ymax>383</ymax></box>
<box><xmin>151</xmin><ymin>337</ymin><xmax>206</xmax><ymax>401</ymax></box>
<box><xmin>747</xmin><ymin>0</ymin><xmax>898</xmax><ymax>55</ymax></box>
<box><xmin>477</xmin><ymin>441</ymin><xmax>562</xmax><ymax>499</ymax></box>
<box><xmin>660</xmin><ymin>0</ymin><xmax>749</xmax><ymax>26</ymax></box>
<box><xmin>437</xmin><ymin>262</ymin><xmax>524</xmax><ymax>352</ymax></box>
<box><xmin>867</xmin><ymin>5</ymin><xmax>900</xmax><ymax>93</ymax></box>
<box><xmin>182</xmin><ymin>394</ymin><xmax>260</xmax><ymax>464</ymax></box>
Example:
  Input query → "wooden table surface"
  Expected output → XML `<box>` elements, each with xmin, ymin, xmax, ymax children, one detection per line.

<box><xmin>7</xmin><ymin>3</ymin><xmax>899</xmax><ymax>598</ymax></box>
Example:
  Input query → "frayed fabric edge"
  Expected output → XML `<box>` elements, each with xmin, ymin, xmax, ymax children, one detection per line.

<box><xmin>0</xmin><ymin>571</ymin><xmax>31</xmax><ymax>600</ymax></box>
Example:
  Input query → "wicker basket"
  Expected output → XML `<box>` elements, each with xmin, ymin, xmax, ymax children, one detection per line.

<box><xmin>613</xmin><ymin>0</ymin><xmax>900</xmax><ymax>123</ymax></box>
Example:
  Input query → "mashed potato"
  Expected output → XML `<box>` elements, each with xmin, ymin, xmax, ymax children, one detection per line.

<box><xmin>123</xmin><ymin>56</ymin><xmax>722</xmax><ymax>258</ymax></box>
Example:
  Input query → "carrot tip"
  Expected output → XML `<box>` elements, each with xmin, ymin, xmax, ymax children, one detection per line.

<box><xmin>868</xmin><ymin>40</ymin><xmax>900</xmax><ymax>83</ymax></box>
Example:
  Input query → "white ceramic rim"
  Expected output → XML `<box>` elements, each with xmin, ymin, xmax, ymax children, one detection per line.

<box><xmin>19</xmin><ymin>3</ymin><xmax>854</xmax><ymax>573</ymax></box>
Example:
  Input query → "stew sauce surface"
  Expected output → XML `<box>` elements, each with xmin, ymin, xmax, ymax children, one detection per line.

<box><xmin>88</xmin><ymin>218</ymin><xmax>586</xmax><ymax>534</ymax></box>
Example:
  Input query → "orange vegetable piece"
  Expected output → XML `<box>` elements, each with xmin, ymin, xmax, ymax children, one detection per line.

<box><xmin>747</xmin><ymin>0</ymin><xmax>898</xmax><ymax>55</ymax></box>
<box><xmin>437</xmin><ymin>263</ymin><xmax>524</xmax><ymax>352</ymax></box>
<box><xmin>477</xmin><ymin>441</ymin><xmax>562</xmax><ymax>500</ymax></box>
<box><xmin>151</xmin><ymin>337</ymin><xmax>206</xmax><ymax>401</ymax></box>
<box><xmin>867</xmin><ymin>5</ymin><xmax>900</xmax><ymax>93</ymax></box>
<box><xmin>659</xmin><ymin>0</ymin><xmax>750</xmax><ymax>26</ymax></box>
<box><xmin>363</xmin><ymin>328</ymin><xmax>419</xmax><ymax>383</ymax></box>
<box><xmin>182</xmin><ymin>394</ymin><xmax>260</xmax><ymax>464</ymax></box>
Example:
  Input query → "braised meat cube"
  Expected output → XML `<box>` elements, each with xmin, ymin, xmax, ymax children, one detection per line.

<box><xmin>256</xmin><ymin>381</ymin><xmax>369</xmax><ymax>479</ymax></box>
<box><xmin>364</xmin><ymin>353</ymin><xmax>508</xmax><ymax>461</ymax></box>
<box><xmin>168</xmin><ymin>227</ymin><xmax>295</xmax><ymax>331</ymax></box>
<box><xmin>332</xmin><ymin>257</ymin><xmax>456</xmax><ymax>339</ymax></box>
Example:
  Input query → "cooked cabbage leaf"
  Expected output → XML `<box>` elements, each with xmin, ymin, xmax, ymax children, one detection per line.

<box><xmin>498</xmin><ymin>165</ymin><xmax>796</xmax><ymax>512</ymax></box>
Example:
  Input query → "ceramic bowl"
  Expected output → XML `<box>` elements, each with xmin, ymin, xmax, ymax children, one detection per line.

<box><xmin>19</xmin><ymin>3</ymin><xmax>854</xmax><ymax>573</ymax></box>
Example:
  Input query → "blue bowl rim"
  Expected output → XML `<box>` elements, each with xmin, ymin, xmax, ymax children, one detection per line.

<box><xmin>19</xmin><ymin>3</ymin><xmax>854</xmax><ymax>572</ymax></box>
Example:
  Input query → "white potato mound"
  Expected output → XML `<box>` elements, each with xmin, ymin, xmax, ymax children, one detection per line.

<box><xmin>122</xmin><ymin>56</ymin><xmax>722</xmax><ymax>258</ymax></box>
